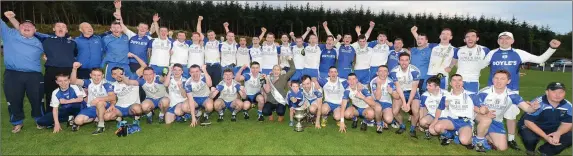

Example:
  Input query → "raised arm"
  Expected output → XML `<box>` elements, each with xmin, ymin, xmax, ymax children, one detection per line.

<box><xmin>364</xmin><ymin>21</ymin><xmax>375</xmax><ymax>40</ymax></box>
<box><xmin>322</xmin><ymin>21</ymin><xmax>333</xmax><ymax>36</ymax></box>
<box><xmin>521</xmin><ymin>40</ymin><xmax>561</xmax><ymax>64</ymax></box>
<box><xmin>258</xmin><ymin>27</ymin><xmax>267</xmax><ymax>40</ymax></box>
<box><xmin>235</xmin><ymin>65</ymin><xmax>248</xmax><ymax>82</ymax></box>
<box><xmin>301</xmin><ymin>27</ymin><xmax>311</xmax><ymax>40</ymax></box>
<box><xmin>355</xmin><ymin>26</ymin><xmax>362</xmax><ymax>36</ymax></box>
<box><xmin>201</xmin><ymin>65</ymin><xmax>212</xmax><ymax>87</ymax></box>
<box><xmin>196</xmin><ymin>16</ymin><xmax>204</xmax><ymax>39</ymax></box>
<box><xmin>284</xmin><ymin>58</ymin><xmax>296</xmax><ymax>78</ymax></box>
<box><xmin>410</xmin><ymin>26</ymin><xmax>419</xmax><ymax>40</ymax></box>
<box><xmin>162</xmin><ymin>67</ymin><xmax>172</xmax><ymax>86</ymax></box>
<box><xmin>150</xmin><ymin>13</ymin><xmax>160</xmax><ymax>36</ymax></box>
<box><xmin>223</xmin><ymin>22</ymin><xmax>230</xmax><ymax>34</ymax></box>
<box><xmin>3</xmin><ymin>11</ymin><xmax>20</xmax><ymax>30</ymax></box>
<box><xmin>70</xmin><ymin>62</ymin><xmax>85</xmax><ymax>86</ymax></box>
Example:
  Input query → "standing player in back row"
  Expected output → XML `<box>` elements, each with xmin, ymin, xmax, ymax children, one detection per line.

<box><xmin>148</xmin><ymin>27</ymin><xmax>174</xmax><ymax>75</ymax></box>
<box><xmin>221</xmin><ymin>22</ymin><xmax>238</xmax><ymax>74</ymax></box>
<box><xmin>479</xmin><ymin>32</ymin><xmax>561</xmax><ymax>150</ymax></box>
<box><xmin>411</xmin><ymin>26</ymin><xmax>457</xmax><ymax>90</ymax></box>
<box><xmin>170</xmin><ymin>31</ymin><xmax>192</xmax><ymax>78</ymax></box>
<box><xmin>260</xmin><ymin>28</ymin><xmax>280</xmax><ymax>75</ymax></box>
<box><xmin>303</xmin><ymin>31</ymin><xmax>322</xmax><ymax>79</ymax></box>
<box><xmin>445</xmin><ymin>29</ymin><xmax>490</xmax><ymax>93</ymax></box>
<box><xmin>197</xmin><ymin>16</ymin><xmax>222</xmax><ymax>85</ymax></box>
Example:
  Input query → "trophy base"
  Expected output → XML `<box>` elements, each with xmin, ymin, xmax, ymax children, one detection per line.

<box><xmin>294</xmin><ymin>127</ymin><xmax>304</xmax><ymax>132</ymax></box>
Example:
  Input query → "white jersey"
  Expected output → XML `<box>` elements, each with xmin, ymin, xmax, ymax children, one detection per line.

<box><xmin>445</xmin><ymin>90</ymin><xmax>480</xmax><ymax>119</ymax></box>
<box><xmin>369</xmin><ymin>77</ymin><xmax>396</xmax><ymax>103</ymax></box>
<box><xmin>420</xmin><ymin>90</ymin><xmax>448</xmax><ymax>117</ymax></box>
<box><xmin>389</xmin><ymin>65</ymin><xmax>421</xmax><ymax>91</ymax></box>
<box><xmin>112</xmin><ymin>82</ymin><xmax>140</xmax><ymax>108</ymax></box>
<box><xmin>428</xmin><ymin>44</ymin><xmax>456</xmax><ymax>76</ymax></box>
<box><xmin>204</xmin><ymin>40</ymin><xmax>221</xmax><ymax>64</ymax></box>
<box><xmin>279</xmin><ymin>44</ymin><xmax>293</xmax><ymax>68</ymax></box>
<box><xmin>243</xmin><ymin>73</ymin><xmax>262</xmax><ymax>95</ymax></box>
<box><xmin>370</xmin><ymin>42</ymin><xmax>391</xmax><ymax>67</ymax></box>
<box><xmin>168</xmin><ymin>76</ymin><xmax>188</xmax><ymax>107</ymax></box>
<box><xmin>84</xmin><ymin>79</ymin><xmax>114</xmax><ymax>107</ymax></box>
<box><xmin>478</xmin><ymin>86</ymin><xmax>524</xmax><ymax>122</ymax></box>
<box><xmin>138</xmin><ymin>75</ymin><xmax>167</xmax><ymax>99</ymax></box>
<box><xmin>319</xmin><ymin>78</ymin><xmax>348</xmax><ymax>104</ymax></box>
<box><xmin>216</xmin><ymin>80</ymin><xmax>241</xmax><ymax>102</ymax></box>
<box><xmin>149</xmin><ymin>38</ymin><xmax>173</xmax><ymax>67</ymax></box>
<box><xmin>236</xmin><ymin>46</ymin><xmax>251</xmax><ymax>66</ymax></box>
<box><xmin>456</xmin><ymin>45</ymin><xmax>489</xmax><ymax>82</ymax></box>
<box><xmin>183</xmin><ymin>74</ymin><xmax>210</xmax><ymax>97</ymax></box>
<box><xmin>187</xmin><ymin>43</ymin><xmax>205</xmax><ymax>67</ymax></box>
<box><xmin>170</xmin><ymin>40</ymin><xmax>191</xmax><ymax>65</ymax></box>
<box><xmin>220</xmin><ymin>41</ymin><xmax>238</xmax><ymax>67</ymax></box>
<box><xmin>261</xmin><ymin>43</ymin><xmax>279</xmax><ymax>69</ymax></box>
<box><xmin>292</xmin><ymin>45</ymin><xmax>306</xmax><ymax>70</ymax></box>
<box><xmin>302</xmin><ymin>82</ymin><xmax>323</xmax><ymax>102</ymax></box>
<box><xmin>304</xmin><ymin>44</ymin><xmax>322</xmax><ymax>69</ymax></box>
<box><xmin>354</xmin><ymin>45</ymin><xmax>373</xmax><ymax>70</ymax></box>
<box><xmin>343</xmin><ymin>85</ymin><xmax>371</xmax><ymax>108</ymax></box>
<box><xmin>249</xmin><ymin>45</ymin><xmax>263</xmax><ymax>64</ymax></box>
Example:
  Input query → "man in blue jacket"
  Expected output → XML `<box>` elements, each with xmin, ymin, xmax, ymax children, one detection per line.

<box><xmin>2</xmin><ymin>11</ymin><xmax>45</xmax><ymax>133</ymax></box>
<box><xmin>75</xmin><ymin>22</ymin><xmax>109</xmax><ymax>79</ymax></box>
<box><xmin>102</xmin><ymin>21</ymin><xmax>134</xmax><ymax>82</ymax></box>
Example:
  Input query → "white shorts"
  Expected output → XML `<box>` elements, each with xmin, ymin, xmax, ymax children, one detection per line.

<box><xmin>503</xmin><ymin>104</ymin><xmax>520</xmax><ymax>120</ymax></box>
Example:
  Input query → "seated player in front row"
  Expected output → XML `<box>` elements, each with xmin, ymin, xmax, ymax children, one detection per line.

<box><xmin>317</xmin><ymin>67</ymin><xmax>349</xmax><ymax>128</ymax></box>
<box><xmin>106</xmin><ymin>66</ymin><xmax>144</xmax><ymax>125</ymax></box>
<box><xmin>164</xmin><ymin>64</ymin><xmax>189</xmax><ymax>124</ymax></box>
<box><xmin>36</xmin><ymin>73</ymin><xmax>86</xmax><ymax>133</ymax></box>
<box><xmin>235</xmin><ymin>62</ymin><xmax>266</xmax><ymax>121</ymax></box>
<box><xmin>211</xmin><ymin>68</ymin><xmax>248</xmax><ymax>122</ymax></box>
<box><xmin>417</xmin><ymin>76</ymin><xmax>449</xmax><ymax>140</ymax></box>
<box><xmin>301</xmin><ymin>75</ymin><xmax>323</xmax><ymax>129</ymax></box>
<box><xmin>70</xmin><ymin>62</ymin><xmax>116</xmax><ymax>135</ymax></box>
<box><xmin>184</xmin><ymin>65</ymin><xmax>213</xmax><ymax>126</ymax></box>
<box><xmin>369</xmin><ymin>65</ymin><xmax>401</xmax><ymax>133</ymax></box>
<box><xmin>341</xmin><ymin>73</ymin><xmax>378</xmax><ymax>132</ymax></box>
<box><xmin>473</xmin><ymin>70</ymin><xmax>540</xmax><ymax>152</ymax></box>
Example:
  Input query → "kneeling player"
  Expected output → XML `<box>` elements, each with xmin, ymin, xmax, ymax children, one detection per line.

<box><xmin>370</xmin><ymin>65</ymin><xmax>400</xmax><ymax>133</ymax></box>
<box><xmin>418</xmin><ymin>76</ymin><xmax>448</xmax><ymax>139</ymax></box>
<box><xmin>211</xmin><ymin>68</ymin><xmax>247</xmax><ymax>122</ymax></box>
<box><xmin>433</xmin><ymin>74</ymin><xmax>485</xmax><ymax>147</ymax></box>
<box><xmin>70</xmin><ymin>63</ymin><xmax>116</xmax><ymax>135</ymax></box>
<box><xmin>342</xmin><ymin>73</ymin><xmax>378</xmax><ymax>132</ymax></box>
<box><xmin>301</xmin><ymin>75</ymin><xmax>323</xmax><ymax>129</ymax></box>
<box><xmin>164</xmin><ymin>64</ymin><xmax>189</xmax><ymax>124</ymax></box>
<box><xmin>128</xmin><ymin>53</ymin><xmax>170</xmax><ymax>124</ymax></box>
<box><xmin>105</xmin><ymin>67</ymin><xmax>144</xmax><ymax>125</ymax></box>
<box><xmin>235</xmin><ymin>62</ymin><xmax>265</xmax><ymax>121</ymax></box>
<box><xmin>184</xmin><ymin>65</ymin><xmax>214</xmax><ymax>126</ymax></box>
<box><xmin>287</xmin><ymin>81</ymin><xmax>304</xmax><ymax>126</ymax></box>
<box><xmin>389</xmin><ymin>53</ymin><xmax>422</xmax><ymax>136</ymax></box>
<box><xmin>36</xmin><ymin>73</ymin><xmax>86</xmax><ymax>133</ymax></box>
<box><xmin>318</xmin><ymin>67</ymin><xmax>348</xmax><ymax>128</ymax></box>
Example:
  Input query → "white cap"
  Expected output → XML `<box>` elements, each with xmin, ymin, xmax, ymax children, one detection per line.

<box><xmin>498</xmin><ymin>32</ymin><xmax>514</xmax><ymax>39</ymax></box>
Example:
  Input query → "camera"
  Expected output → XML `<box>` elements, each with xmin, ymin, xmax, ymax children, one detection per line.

<box><xmin>259</xmin><ymin>77</ymin><xmax>266</xmax><ymax>85</ymax></box>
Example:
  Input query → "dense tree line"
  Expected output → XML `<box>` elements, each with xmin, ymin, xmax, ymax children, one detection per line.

<box><xmin>1</xmin><ymin>1</ymin><xmax>570</xmax><ymax>58</ymax></box>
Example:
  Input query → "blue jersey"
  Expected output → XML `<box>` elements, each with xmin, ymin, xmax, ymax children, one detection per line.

<box><xmin>49</xmin><ymin>85</ymin><xmax>86</xmax><ymax>108</ymax></box>
<box><xmin>521</xmin><ymin>95</ymin><xmax>572</xmax><ymax>130</ymax></box>
<box><xmin>410</xmin><ymin>43</ymin><xmax>438</xmax><ymax>79</ymax></box>
<box><xmin>337</xmin><ymin>44</ymin><xmax>356</xmax><ymax>70</ymax></box>
<box><xmin>387</xmin><ymin>47</ymin><xmax>405</xmax><ymax>71</ymax></box>
<box><xmin>75</xmin><ymin>33</ymin><xmax>108</xmax><ymax>69</ymax></box>
<box><xmin>102</xmin><ymin>33</ymin><xmax>130</xmax><ymax>66</ymax></box>
<box><xmin>127</xmin><ymin>32</ymin><xmax>152</xmax><ymax>63</ymax></box>
<box><xmin>319</xmin><ymin>44</ymin><xmax>337</xmax><ymax>73</ymax></box>
<box><xmin>287</xmin><ymin>90</ymin><xmax>304</xmax><ymax>107</ymax></box>
<box><xmin>484</xmin><ymin>48</ymin><xmax>556</xmax><ymax>91</ymax></box>
<box><xmin>1</xmin><ymin>20</ymin><xmax>44</xmax><ymax>72</ymax></box>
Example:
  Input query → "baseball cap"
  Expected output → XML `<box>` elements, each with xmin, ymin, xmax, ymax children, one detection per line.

<box><xmin>498</xmin><ymin>31</ymin><xmax>513</xmax><ymax>39</ymax></box>
<box><xmin>20</xmin><ymin>20</ymin><xmax>35</xmax><ymax>27</ymax></box>
<box><xmin>546</xmin><ymin>82</ymin><xmax>566</xmax><ymax>91</ymax></box>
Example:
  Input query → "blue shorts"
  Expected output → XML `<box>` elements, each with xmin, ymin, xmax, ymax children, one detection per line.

<box><xmin>337</xmin><ymin>68</ymin><xmax>352</xmax><ymax>79</ymax></box>
<box><xmin>224</xmin><ymin>101</ymin><xmax>234</xmax><ymax>112</ymax></box>
<box><xmin>369</xmin><ymin>66</ymin><xmax>379</xmax><ymax>80</ymax></box>
<box><xmin>463</xmin><ymin>81</ymin><xmax>479</xmax><ymax>93</ymax></box>
<box><xmin>487</xmin><ymin>120</ymin><xmax>506</xmax><ymax>134</ymax></box>
<box><xmin>193</xmin><ymin>97</ymin><xmax>208</xmax><ymax>107</ymax></box>
<box><xmin>167</xmin><ymin>104</ymin><xmax>179</xmax><ymax>114</ymax></box>
<box><xmin>247</xmin><ymin>93</ymin><xmax>261</xmax><ymax>103</ymax></box>
<box><xmin>355</xmin><ymin>106</ymin><xmax>366</xmax><ymax>117</ymax></box>
<box><xmin>234</xmin><ymin>67</ymin><xmax>250</xmax><ymax>75</ymax></box>
<box><xmin>403</xmin><ymin>90</ymin><xmax>420</xmax><ymax>102</ymax></box>
<box><xmin>425</xmin><ymin>114</ymin><xmax>448</xmax><ymax>120</ymax></box>
<box><xmin>146</xmin><ymin>98</ymin><xmax>162</xmax><ymax>108</ymax></box>
<box><xmin>303</xmin><ymin>68</ymin><xmax>319</xmax><ymax>78</ymax></box>
<box><xmin>117</xmin><ymin>106</ymin><xmax>132</xmax><ymax>117</ymax></box>
<box><xmin>377</xmin><ymin>101</ymin><xmax>392</xmax><ymax>110</ymax></box>
<box><xmin>78</xmin><ymin>102</ymin><xmax>111</xmax><ymax>119</ymax></box>
<box><xmin>261</xmin><ymin>68</ymin><xmax>272</xmax><ymax>75</ymax></box>
<box><xmin>105</xmin><ymin>62</ymin><xmax>134</xmax><ymax>82</ymax></box>
<box><xmin>326</xmin><ymin>102</ymin><xmax>341</xmax><ymax>114</ymax></box>
<box><xmin>150</xmin><ymin>65</ymin><xmax>169</xmax><ymax>76</ymax></box>
<box><xmin>448</xmin><ymin>117</ymin><xmax>472</xmax><ymax>130</ymax></box>
<box><xmin>354</xmin><ymin>69</ymin><xmax>370</xmax><ymax>84</ymax></box>
<box><xmin>427</xmin><ymin>75</ymin><xmax>448</xmax><ymax>90</ymax></box>
<box><xmin>290</xmin><ymin>69</ymin><xmax>304</xmax><ymax>81</ymax></box>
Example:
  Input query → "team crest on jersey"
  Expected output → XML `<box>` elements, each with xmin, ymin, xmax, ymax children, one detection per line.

<box><xmin>502</xmin><ymin>55</ymin><xmax>508</xmax><ymax>59</ymax></box>
<box><xmin>494</xmin><ymin>99</ymin><xmax>500</xmax><ymax>105</ymax></box>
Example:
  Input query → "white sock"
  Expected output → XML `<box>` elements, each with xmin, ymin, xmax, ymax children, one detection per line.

<box><xmin>159</xmin><ymin>112</ymin><xmax>164</xmax><ymax>117</ymax></box>
<box><xmin>116</xmin><ymin>117</ymin><xmax>122</xmax><ymax>122</ymax></box>
<box><xmin>146</xmin><ymin>112</ymin><xmax>153</xmax><ymax>117</ymax></box>
<box><xmin>508</xmin><ymin>134</ymin><xmax>515</xmax><ymax>141</ymax></box>
<box><xmin>219</xmin><ymin>110</ymin><xmax>224</xmax><ymax>116</ymax></box>
<box><xmin>232</xmin><ymin>111</ymin><xmax>237</xmax><ymax>116</ymax></box>
<box><xmin>97</xmin><ymin>121</ymin><xmax>105</xmax><ymax>127</ymax></box>
<box><xmin>68</xmin><ymin>115</ymin><xmax>74</xmax><ymax>121</ymax></box>
<box><xmin>134</xmin><ymin>116</ymin><xmax>140</xmax><ymax>120</ymax></box>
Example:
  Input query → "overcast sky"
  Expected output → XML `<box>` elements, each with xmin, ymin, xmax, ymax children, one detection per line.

<box><xmin>242</xmin><ymin>1</ymin><xmax>572</xmax><ymax>34</ymax></box>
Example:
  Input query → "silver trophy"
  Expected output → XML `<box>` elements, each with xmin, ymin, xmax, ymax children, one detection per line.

<box><xmin>293</xmin><ymin>107</ymin><xmax>306</xmax><ymax>132</ymax></box>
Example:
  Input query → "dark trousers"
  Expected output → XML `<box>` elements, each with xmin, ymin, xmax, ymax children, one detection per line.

<box><xmin>44</xmin><ymin>66</ymin><xmax>73</xmax><ymax>112</ymax></box>
<box><xmin>36</xmin><ymin>104</ymin><xmax>83</xmax><ymax>126</ymax></box>
<box><xmin>520</xmin><ymin>127</ymin><xmax>572</xmax><ymax>155</ymax></box>
<box><xmin>129</xmin><ymin>63</ymin><xmax>146</xmax><ymax>102</ymax></box>
<box><xmin>262</xmin><ymin>102</ymin><xmax>286</xmax><ymax>116</ymax></box>
<box><xmin>206</xmin><ymin>63</ymin><xmax>222</xmax><ymax>86</ymax></box>
<box><xmin>4</xmin><ymin>70</ymin><xmax>44</xmax><ymax>125</ymax></box>
<box><xmin>77</xmin><ymin>68</ymin><xmax>92</xmax><ymax>80</ymax></box>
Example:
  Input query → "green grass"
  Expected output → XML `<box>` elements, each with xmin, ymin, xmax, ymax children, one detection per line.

<box><xmin>1</xmin><ymin>55</ymin><xmax>572</xmax><ymax>155</ymax></box>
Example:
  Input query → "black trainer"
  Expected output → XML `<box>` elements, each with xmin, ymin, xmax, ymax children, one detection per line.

<box><xmin>71</xmin><ymin>124</ymin><xmax>79</xmax><ymax>132</ymax></box>
<box><xmin>92</xmin><ymin>127</ymin><xmax>105</xmax><ymax>135</ymax></box>
<box><xmin>396</xmin><ymin>128</ymin><xmax>406</xmax><ymax>134</ymax></box>
<box><xmin>202</xmin><ymin>116</ymin><xmax>212</xmax><ymax>126</ymax></box>
<box><xmin>440</xmin><ymin>136</ymin><xmax>451</xmax><ymax>146</ymax></box>
<box><xmin>409</xmin><ymin>130</ymin><xmax>417</xmax><ymax>139</ymax></box>
<box><xmin>360</xmin><ymin>121</ymin><xmax>367</xmax><ymax>131</ymax></box>
<box><xmin>464</xmin><ymin>144</ymin><xmax>474</xmax><ymax>150</ymax></box>
<box><xmin>424</xmin><ymin>130</ymin><xmax>432</xmax><ymax>140</ymax></box>
<box><xmin>231</xmin><ymin>115</ymin><xmax>237</xmax><ymax>122</ymax></box>
<box><xmin>217</xmin><ymin>115</ymin><xmax>224</xmax><ymax>122</ymax></box>
<box><xmin>475</xmin><ymin>142</ymin><xmax>487</xmax><ymax>153</ymax></box>
<box><xmin>257</xmin><ymin>115</ymin><xmax>264</xmax><ymax>122</ymax></box>
<box><xmin>508</xmin><ymin>140</ymin><xmax>521</xmax><ymax>151</ymax></box>
<box><xmin>376</xmin><ymin>125</ymin><xmax>383</xmax><ymax>134</ymax></box>
<box><xmin>351</xmin><ymin>120</ymin><xmax>358</xmax><ymax>129</ymax></box>
<box><xmin>244</xmin><ymin>112</ymin><xmax>250</xmax><ymax>120</ymax></box>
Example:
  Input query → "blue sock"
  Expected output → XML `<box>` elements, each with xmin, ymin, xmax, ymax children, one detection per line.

<box><xmin>257</xmin><ymin>110</ymin><xmax>262</xmax><ymax>116</ymax></box>
<box><xmin>400</xmin><ymin>124</ymin><xmax>405</xmax><ymax>129</ymax></box>
<box><xmin>376</xmin><ymin>121</ymin><xmax>383</xmax><ymax>126</ymax></box>
<box><xmin>410</xmin><ymin>125</ymin><xmax>416</xmax><ymax>132</ymax></box>
<box><xmin>352</xmin><ymin>117</ymin><xmax>357</xmax><ymax>121</ymax></box>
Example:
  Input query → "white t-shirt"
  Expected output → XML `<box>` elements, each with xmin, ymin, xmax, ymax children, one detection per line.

<box><xmin>292</xmin><ymin>45</ymin><xmax>306</xmax><ymax>70</ymax></box>
<box><xmin>445</xmin><ymin>90</ymin><xmax>480</xmax><ymax>119</ymax></box>
<box><xmin>389</xmin><ymin>65</ymin><xmax>421</xmax><ymax>91</ymax></box>
<box><xmin>304</xmin><ymin>44</ymin><xmax>322</xmax><ymax>69</ymax></box>
<box><xmin>149</xmin><ymin>38</ymin><xmax>174</xmax><ymax>67</ymax></box>
<box><xmin>279</xmin><ymin>44</ymin><xmax>293</xmax><ymax>68</ymax></box>
<box><xmin>220</xmin><ymin>41</ymin><xmax>238</xmax><ymax>67</ymax></box>
<box><xmin>138</xmin><ymin>75</ymin><xmax>167</xmax><ymax>99</ymax></box>
<box><xmin>369</xmin><ymin>77</ymin><xmax>396</xmax><ymax>103</ymax></box>
<box><xmin>249</xmin><ymin>45</ymin><xmax>263</xmax><ymax>65</ymax></box>
<box><xmin>420</xmin><ymin>89</ymin><xmax>448</xmax><ymax>117</ymax></box>
<box><xmin>428</xmin><ymin>44</ymin><xmax>456</xmax><ymax>76</ymax></box>
<box><xmin>184</xmin><ymin>74</ymin><xmax>210</xmax><ymax>98</ymax></box>
<box><xmin>261</xmin><ymin>43</ymin><xmax>279</xmax><ymax>69</ymax></box>
<box><xmin>187</xmin><ymin>42</ymin><xmax>205</xmax><ymax>67</ymax></box>
<box><xmin>319</xmin><ymin>78</ymin><xmax>348</xmax><ymax>104</ymax></box>
<box><xmin>243</xmin><ymin>73</ymin><xmax>262</xmax><ymax>95</ymax></box>
<box><xmin>216</xmin><ymin>80</ymin><xmax>241</xmax><ymax>102</ymax></box>
<box><xmin>455</xmin><ymin>45</ymin><xmax>489</xmax><ymax>82</ymax></box>
<box><xmin>170</xmin><ymin>40</ymin><xmax>191</xmax><ymax>65</ymax></box>
<box><xmin>369</xmin><ymin>41</ymin><xmax>391</xmax><ymax>67</ymax></box>
<box><xmin>50</xmin><ymin>85</ymin><xmax>86</xmax><ymax>108</ymax></box>
<box><xmin>168</xmin><ymin>76</ymin><xmax>188</xmax><ymax>107</ymax></box>
<box><xmin>354</xmin><ymin>45</ymin><xmax>373</xmax><ymax>70</ymax></box>
<box><xmin>112</xmin><ymin>82</ymin><xmax>141</xmax><ymax>108</ymax></box>
<box><xmin>204</xmin><ymin>40</ymin><xmax>221</xmax><ymax>64</ymax></box>
<box><xmin>236</xmin><ymin>46</ymin><xmax>251</xmax><ymax>67</ymax></box>
<box><xmin>84</xmin><ymin>79</ymin><xmax>114</xmax><ymax>107</ymax></box>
